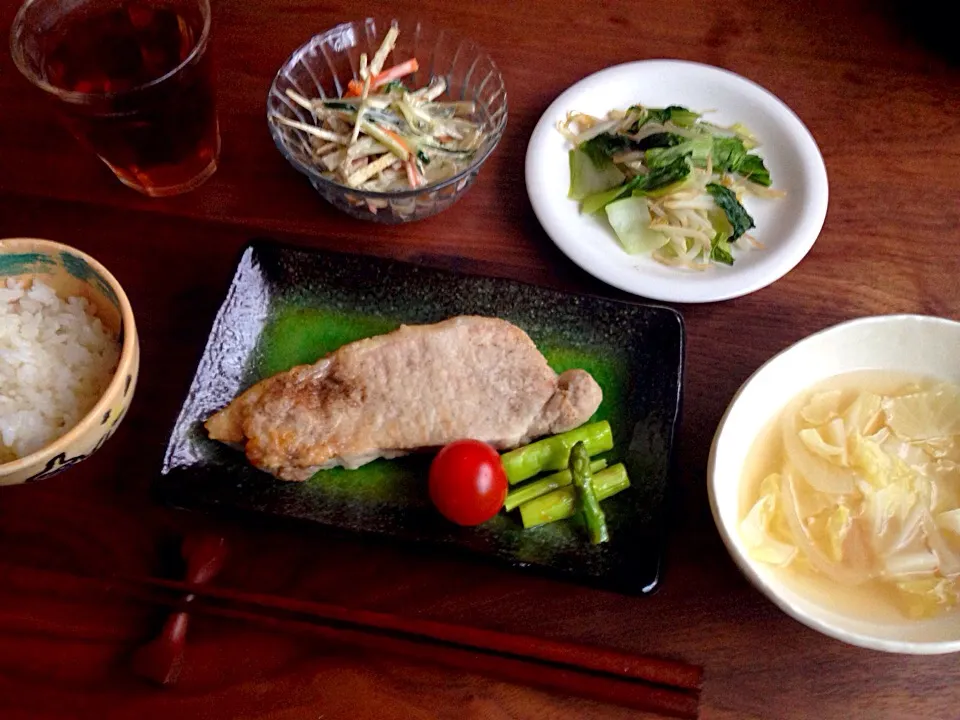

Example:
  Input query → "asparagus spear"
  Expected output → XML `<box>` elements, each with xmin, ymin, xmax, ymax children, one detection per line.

<box><xmin>500</xmin><ymin>421</ymin><xmax>613</xmax><ymax>485</ymax></box>
<box><xmin>570</xmin><ymin>441</ymin><xmax>609</xmax><ymax>544</ymax></box>
<box><xmin>504</xmin><ymin>459</ymin><xmax>608</xmax><ymax>512</ymax></box>
<box><xmin>520</xmin><ymin>463</ymin><xmax>629</xmax><ymax>530</ymax></box>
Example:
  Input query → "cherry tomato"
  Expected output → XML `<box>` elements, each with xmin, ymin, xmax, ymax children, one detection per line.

<box><xmin>429</xmin><ymin>440</ymin><xmax>508</xmax><ymax>526</ymax></box>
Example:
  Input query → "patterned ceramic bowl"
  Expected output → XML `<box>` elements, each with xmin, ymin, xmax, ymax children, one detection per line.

<box><xmin>0</xmin><ymin>238</ymin><xmax>139</xmax><ymax>486</ymax></box>
<box><xmin>267</xmin><ymin>18</ymin><xmax>508</xmax><ymax>223</ymax></box>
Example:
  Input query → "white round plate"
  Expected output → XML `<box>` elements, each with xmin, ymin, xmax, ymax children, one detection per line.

<box><xmin>525</xmin><ymin>60</ymin><xmax>829</xmax><ymax>303</ymax></box>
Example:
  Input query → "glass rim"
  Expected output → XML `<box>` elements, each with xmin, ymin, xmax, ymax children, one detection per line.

<box><xmin>9</xmin><ymin>0</ymin><xmax>212</xmax><ymax>102</ymax></box>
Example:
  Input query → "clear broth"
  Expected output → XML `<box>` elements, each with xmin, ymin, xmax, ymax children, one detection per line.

<box><xmin>740</xmin><ymin>369</ymin><xmax>953</xmax><ymax>621</ymax></box>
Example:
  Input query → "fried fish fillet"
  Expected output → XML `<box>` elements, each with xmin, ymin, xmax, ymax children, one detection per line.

<box><xmin>205</xmin><ymin>316</ymin><xmax>603</xmax><ymax>481</ymax></box>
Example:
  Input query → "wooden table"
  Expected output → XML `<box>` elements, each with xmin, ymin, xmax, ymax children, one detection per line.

<box><xmin>1</xmin><ymin>0</ymin><xmax>959</xmax><ymax>717</ymax></box>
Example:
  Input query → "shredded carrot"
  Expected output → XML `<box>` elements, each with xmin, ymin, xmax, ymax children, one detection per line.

<box><xmin>382</xmin><ymin>128</ymin><xmax>411</xmax><ymax>154</ymax></box>
<box><xmin>373</xmin><ymin>59</ymin><xmax>419</xmax><ymax>89</ymax></box>
<box><xmin>405</xmin><ymin>158</ymin><xmax>422</xmax><ymax>187</ymax></box>
<box><xmin>371</xmin><ymin>59</ymin><xmax>419</xmax><ymax>90</ymax></box>
<box><xmin>346</xmin><ymin>59</ymin><xmax>419</xmax><ymax>97</ymax></box>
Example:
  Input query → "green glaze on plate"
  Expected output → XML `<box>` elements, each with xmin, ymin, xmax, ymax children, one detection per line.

<box><xmin>256</xmin><ymin>306</ymin><xmax>400</xmax><ymax>378</ymax></box>
<box><xmin>160</xmin><ymin>241</ymin><xmax>684</xmax><ymax>594</ymax></box>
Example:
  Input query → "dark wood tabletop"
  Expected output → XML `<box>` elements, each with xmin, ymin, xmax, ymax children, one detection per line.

<box><xmin>1</xmin><ymin>0</ymin><xmax>959</xmax><ymax>718</ymax></box>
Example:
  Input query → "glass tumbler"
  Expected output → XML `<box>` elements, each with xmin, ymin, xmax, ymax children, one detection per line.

<box><xmin>10</xmin><ymin>0</ymin><xmax>220</xmax><ymax>196</ymax></box>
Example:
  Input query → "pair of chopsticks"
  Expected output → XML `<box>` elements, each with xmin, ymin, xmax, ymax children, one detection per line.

<box><xmin>1</xmin><ymin>544</ymin><xmax>702</xmax><ymax>718</ymax></box>
<box><xmin>134</xmin><ymin>574</ymin><xmax>702</xmax><ymax>717</ymax></box>
<box><xmin>126</xmin><ymin>570</ymin><xmax>702</xmax><ymax>718</ymax></box>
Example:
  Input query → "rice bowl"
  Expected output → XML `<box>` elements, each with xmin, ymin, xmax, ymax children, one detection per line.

<box><xmin>0</xmin><ymin>237</ymin><xmax>139</xmax><ymax>486</ymax></box>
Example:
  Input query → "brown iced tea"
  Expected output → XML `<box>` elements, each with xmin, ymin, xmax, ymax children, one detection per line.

<box><xmin>11</xmin><ymin>0</ymin><xmax>219</xmax><ymax>196</ymax></box>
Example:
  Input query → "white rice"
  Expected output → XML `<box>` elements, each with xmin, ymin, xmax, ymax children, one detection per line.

<box><xmin>0</xmin><ymin>278</ymin><xmax>120</xmax><ymax>463</ymax></box>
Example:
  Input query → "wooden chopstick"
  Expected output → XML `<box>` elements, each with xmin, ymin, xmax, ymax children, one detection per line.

<box><xmin>183</xmin><ymin>599</ymin><xmax>701</xmax><ymax>719</ymax></box>
<box><xmin>0</xmin><ymin>561</ymin><xmax>701</xmax><ymax>718</ymax></box>
<box><xmin>132</xmin><ymin>574</ymin><xmax>703</xmax><ymax>692</ymax></box>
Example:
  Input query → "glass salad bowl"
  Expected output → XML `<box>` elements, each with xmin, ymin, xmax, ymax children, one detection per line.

<box><xmin>267</xmin><ymin>18</ymin><xmax>508</xmax><ymax>223</ymax></box>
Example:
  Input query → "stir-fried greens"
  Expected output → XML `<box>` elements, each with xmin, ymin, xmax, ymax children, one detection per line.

<box><xmin>741</xmin><ymin>380</ymin><xmax>960</xmax><ymax>619</ymax></box>
<box><xmin>274</xmin><ymin>24</ymin><xmax>485</xmax><ymax>193</ymax></box>
<box><xmin>557</xmin><ymin>104</ymin><xmax>785</xmax><ymax>268</ymax></box>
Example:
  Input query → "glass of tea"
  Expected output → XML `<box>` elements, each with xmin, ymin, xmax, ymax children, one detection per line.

<box><xmin>10</xmin><ymin>0</ymin><xmax>219</xmax><ymax>197</ymax></box>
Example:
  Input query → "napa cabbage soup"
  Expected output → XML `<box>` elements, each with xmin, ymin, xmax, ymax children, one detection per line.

<box><xmin>739</xmin><ymin>371</ymin><xmax>960</xmax><ymax>620</ymax></box>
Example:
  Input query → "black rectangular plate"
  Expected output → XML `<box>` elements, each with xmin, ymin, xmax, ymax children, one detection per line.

<box><xmin>158</xmin><ymin>241</ymin><xmax>684</xmax><ymax>594</ymax></box>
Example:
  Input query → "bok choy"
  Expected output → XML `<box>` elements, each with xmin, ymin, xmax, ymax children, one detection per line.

<box><xmin>557</xmin><ymin>103</ymin><xmax>784</xmax><ymax>268</ymax></box>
